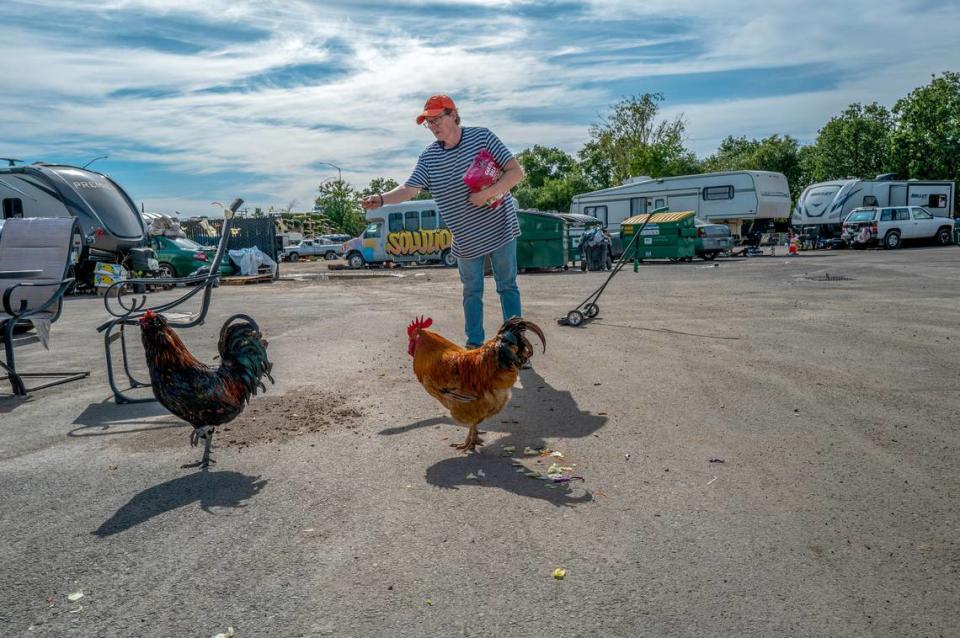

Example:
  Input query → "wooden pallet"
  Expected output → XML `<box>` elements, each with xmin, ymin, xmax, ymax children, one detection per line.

<box><xmin>221</xmin><ymin>273</ymin><xmax>274</xmax><ymax>285</ymax></box>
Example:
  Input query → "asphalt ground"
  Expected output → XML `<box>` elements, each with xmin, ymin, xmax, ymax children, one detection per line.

<box><xmin>1</xmin><ymin>246</ymin><xmax>958</xmax><ymax>637</ymax></box>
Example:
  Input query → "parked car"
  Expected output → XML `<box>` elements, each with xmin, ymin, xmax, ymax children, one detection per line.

<box><xmin>282</xmin><ymin>237</ymin><xmax>345</xmax><ymax>261</ymax></box>
<box><xmin>147</xmin><ymin>235</ymin><xmax>235</xmax><ymax>277</ymax></box>
<box><xmin>841</xmin><ymin>206</ymin><xmax>954</xmax><ymax>249</ymax></box>
<box><xmin>694</xmin><ymin>219</ymin><xmax>733</xmax><ymax>260</ymax></box>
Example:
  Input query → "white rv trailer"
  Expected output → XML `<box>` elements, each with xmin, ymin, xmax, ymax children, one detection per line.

<box><xmin>569</xmin><ymin>171</ymin><xmax>791</xmax><ymax>238</ymax></box>
<box><xmin>793</xmin><ymin>175</ymin><xmax>955</xmax><ymax>236</ymax></box>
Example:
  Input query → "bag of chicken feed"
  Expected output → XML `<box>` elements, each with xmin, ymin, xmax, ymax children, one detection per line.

<box><xmin>463</xmin><ymin>149</ymin><xmax>504</xmax><ymax>209</ymax></box>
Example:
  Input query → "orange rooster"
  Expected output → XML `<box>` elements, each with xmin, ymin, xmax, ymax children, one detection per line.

<box><xmin>408</xmin><ymin>316</ymin><xmax>545</xmax><ymax>452</ymax></box>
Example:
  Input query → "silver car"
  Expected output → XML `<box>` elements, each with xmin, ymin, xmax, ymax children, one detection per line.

<box><xmin>695</xmin><ymin>219</ymin><xmax>733</xmax><ymax>260</ymax></box>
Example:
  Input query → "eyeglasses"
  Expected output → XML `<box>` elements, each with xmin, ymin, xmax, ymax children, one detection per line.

<box><xmin>422</xmin><ymin>113</ymin><xmax>449</xmax><ymax>128</ymax></box>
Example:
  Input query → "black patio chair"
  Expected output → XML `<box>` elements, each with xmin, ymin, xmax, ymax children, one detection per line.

<box><xmin>96</xmin><ymin>198</ymin><xmax>243</xmax><ymax>404</ymax></box>
<box><xmin>0</xmin><ymin>217</ymin><xmax>90</xmax><ymax>396</ymax></box>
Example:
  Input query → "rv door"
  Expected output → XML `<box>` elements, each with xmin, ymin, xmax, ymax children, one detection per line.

<box><xmin>889</xmin><ymin>184</ymin><xmax>907</xmax><ymax>206</ymax></box>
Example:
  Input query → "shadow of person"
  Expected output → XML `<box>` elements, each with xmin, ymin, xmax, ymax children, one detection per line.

<box><xmin>69</xmin><ymin>399</ymin><xmax>184</xmax><ymax>438</ymax></box>
<box><xmin>412</xmin><ymin>367</ymin><xmax>606</xmax><ymax>505</ymax></box>
<box><xmin>93</xmin><ymin>471</ymin><xmax>266</xmax><ymax>537</ymax></box>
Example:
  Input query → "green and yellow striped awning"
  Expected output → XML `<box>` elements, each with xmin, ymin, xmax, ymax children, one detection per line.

<box><xmin>622</xmin><ymin>211</ymin><xmax>696</xmax><ymax>225</ymax></box>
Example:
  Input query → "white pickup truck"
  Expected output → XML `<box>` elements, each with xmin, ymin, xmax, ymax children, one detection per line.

<box><xmin>841</xmin><ymin>206</ymin><xmax>954</xmax><ymax>249</ymax></box>
<box><xmin>282</xmin><ymin>236</ymin><xmax>347</xmax><ymax>261</ymax></box>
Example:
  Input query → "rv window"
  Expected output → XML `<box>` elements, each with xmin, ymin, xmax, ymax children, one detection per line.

<box><xmin>654</xmin><ymin>198</ymin><xmax>665</xmax><ymax>209</ymax></box>
<box><xmin>863</xmin><ymin>195</ymin><xmax>878</xmax><ymax>207</ymax></box>
<box><xmin>2</xmin><ymin>198</ymin><xmax>24</xmax><ymax>219</ymax></box>
<box><xmin>405</xmin><ymin>210</ymin><xmax>420</xmax><ymax>231</ymax></box>
<box><xmin>927</xmin><ymin>194</ymin><xmax>947</xmax><ymax>208</ymax></box>
<box><xmin>421</xmin><ymin>210</ymin><xmax>437</xmax><ymax>230</ymax></box>
<box><xmin>388</xmin><ymin>213</ymin><xmax>403</xmax><ymax>233</ymax></box>
<box><xmin>703</xmin><ymin>186</ymin><xmax>734</xmax><ymax>201</ymax></box>
<box><xmin>584</xmin><ymin>206</ymin><xmax>608</xmax><ymax>226</ymax></box>
<box><xmin>630</xmin><ymin>198</ymin><xmax>645</xmax><ymax>215</ymax></box>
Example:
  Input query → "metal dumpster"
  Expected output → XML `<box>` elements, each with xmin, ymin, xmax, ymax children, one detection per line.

<box><xmin>621</xmin><ymin>211</ymin><xmax>697</xmax><ymax>261</ymax></box>
<box><xmin>517</xmin><ymin>210</ymin><xmax>567</xmax><ymax>270</ymax></box>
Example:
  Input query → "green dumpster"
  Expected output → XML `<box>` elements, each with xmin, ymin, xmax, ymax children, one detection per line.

<box><xmin>517</xmin><ymin>210</ymin><xmax>567</xmax><ymax>270</ymax></box>
<box><xmin>621</xmin><ymin>211</ymin><xmax>697</xmax><ymax>261</ymax></box>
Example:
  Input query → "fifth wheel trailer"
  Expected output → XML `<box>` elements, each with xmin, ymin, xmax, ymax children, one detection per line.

<box><xmin>793</xmin><ymin>175</ymin><xmax>955</xmax><ymax>237</ymax></box>
<box><xmin>569</xmin><ymin>171</ymin><xmax>791</xmax><ymax>240</ymax></box>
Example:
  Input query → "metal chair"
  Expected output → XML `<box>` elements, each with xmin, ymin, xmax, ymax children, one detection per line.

<box><xmin>0</xmin><ymin>217</ymin><xmax>90</xmax><ymax>396</ymax></box>
<box><xmin>96</xmin><ymin>198</ymin><xmax>243</xmax><ymax>404</ymax></box>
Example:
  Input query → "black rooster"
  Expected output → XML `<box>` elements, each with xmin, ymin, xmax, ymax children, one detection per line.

<box><xmin>139</xmin><ymin>310</ymin><xmax>274</xmax><ymax>468</ymax></box>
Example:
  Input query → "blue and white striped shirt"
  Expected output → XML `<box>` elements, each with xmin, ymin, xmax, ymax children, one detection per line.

<box><xmin>405</xmin><ymin>127</ymin><xmax>520</xmax><ymax>260</ymax></box>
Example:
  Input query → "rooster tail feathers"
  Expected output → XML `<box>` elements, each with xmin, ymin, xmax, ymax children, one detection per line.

<box><xmin>218</xmin><ymin>314</ymin><xmax>274</xmax><ymax>395</ymax></box>
<box><xmin>495</xmin><ymin>317</ymin><xmax>546</xmax><ymax>369</ymax></box>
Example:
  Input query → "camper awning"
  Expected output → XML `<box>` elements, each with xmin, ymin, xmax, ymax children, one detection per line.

<box><xmin>622</xmin><ymin>211</ymin><xmax>695</xmax><ymax>225</ymax></box>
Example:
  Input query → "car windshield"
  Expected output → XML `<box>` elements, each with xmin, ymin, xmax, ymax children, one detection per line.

<box><xmin>171</xmin><ymin>237</ymin><xmax>203</xmax><ymax>251</ymax></box>
<box><xmin>846</xmin><ymin>210</ymin><xmax>876</xmax><ymax>222</ymax></box>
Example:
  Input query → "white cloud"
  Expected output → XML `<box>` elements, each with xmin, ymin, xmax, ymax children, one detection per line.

<box><xmin>1</xmin><ymin>0</ymin><xmax>958</xmax><ymax>214</ymax></box>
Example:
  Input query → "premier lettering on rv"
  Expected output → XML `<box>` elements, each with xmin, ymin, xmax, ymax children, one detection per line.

<box><xmin>73</xmin><ymin>181</ymin><xmax>103</xmax><ymax>189</ymax></box>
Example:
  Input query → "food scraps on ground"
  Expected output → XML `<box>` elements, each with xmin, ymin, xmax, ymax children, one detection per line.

<box><xmin>553</xmin><ymin>568</ymin><xmax>567</xmax><ymax>580</ymax></box>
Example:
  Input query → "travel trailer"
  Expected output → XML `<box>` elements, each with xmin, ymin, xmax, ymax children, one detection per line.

<box><xmin>0</xmin><ymin>162</ymin><xmax>147</xmax><ymax>260</ymax></box>
<box><xmin>793</xmin><ymin>174</ymin><xmax>955</xmax><ymax>237</ymax></box>
<box><xmin>569</xmin><ymin>171</ymin><xmax>791</xmax><ymax>240</ymax></box>
<box><xmin>342</xmin><ymin>200</ymin><xmax>456</xmax><ymax>269</ymax></box>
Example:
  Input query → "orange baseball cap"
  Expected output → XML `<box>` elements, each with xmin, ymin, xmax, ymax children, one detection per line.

<box><xmin>416</xmin><ymin>94</ymin><xmax>456</xmax><ymax>125</ymax></box>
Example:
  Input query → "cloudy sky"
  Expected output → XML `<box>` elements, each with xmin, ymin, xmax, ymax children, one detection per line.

<box><xmin>1</xmin><ymin>0</ymin><xmax>958</xmax><ymax>216</ymax></box>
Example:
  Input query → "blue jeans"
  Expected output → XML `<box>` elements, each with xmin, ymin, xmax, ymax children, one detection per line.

<box><xmin>458</xmin><ymin>238</ymin><xmax>521</xmax><ymax>346</ymax></box>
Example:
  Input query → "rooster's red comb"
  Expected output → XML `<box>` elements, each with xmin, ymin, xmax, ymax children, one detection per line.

<box><xmin>407</xmin><ymin>315</ymin><xmax>433</xmax><ymax>337</ymax></box>
<box><xmin>143</xmin><ymin>309</ymin><xmax>156</xmax><ymax>319</ymax></box>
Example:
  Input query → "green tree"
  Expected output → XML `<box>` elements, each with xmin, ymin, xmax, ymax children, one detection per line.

<box><xmin>890</xmin><ymin>72</ymin><xmax>960</xmax><ymax>212</ymax></box>
<box><xmin>360</xmin><ymin>176</ymin><xmax>432</xmax><ymax>201</ymax></box>
<box><xmin>580</xmin><ymin>93</ymin><xmax>699</xmax><ymax>188</ymax></box>
<box><xmin>513</xmin><ymin>145</ymin><xmax>593</xmax><ymax>211</ymax></box>
<box><xmin>703</xmin><ymin>134</ymin><xmax>804</xmax><ymax>201</ymax></box>
<box><xmin>802</xmin><ymin>102</ymin><xmax>894</xmax><ymax>183</ymax></box>
<box><xmin>315</xmin><ymin>179</ymin><xmax>365</xmax><ymax>236</ymax></box>
<box><xmin>360</xmin><ymin>177</ymin><xmax>399</xmax><ymax>197</ymax></box>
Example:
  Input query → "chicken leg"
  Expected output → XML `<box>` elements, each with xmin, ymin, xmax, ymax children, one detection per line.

<box><xmin>184</xmin><ymin>426</ymin><xmax>216</xmax><ymax>468</ymax></box>
<box><xmin>451</xmin><ymin>424</ymin><xmax>484</xmax><ymax>452</ymax></box>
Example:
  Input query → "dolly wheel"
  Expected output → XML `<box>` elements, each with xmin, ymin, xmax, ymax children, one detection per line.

<box><xmin>566</xmin><ymin>310</ymin><xmax>584</xmax><ymax>327</ymax></box>
<box><xmin>585</xmin><ymin>303</ymin><xmax>599</xmax><ymax>318</ymax></box>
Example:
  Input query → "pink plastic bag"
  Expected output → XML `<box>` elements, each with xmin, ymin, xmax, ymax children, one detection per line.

<box><xmin>463</xmin><ymin>149</ymin><xmax>504</xmax><ymax>209</ymax></box>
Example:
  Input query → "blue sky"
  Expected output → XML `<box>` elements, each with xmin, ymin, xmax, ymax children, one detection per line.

<box><xmin>1</xmin><ymin>0</ymin><xmax>958</xmax><ymax>216</ymax></box>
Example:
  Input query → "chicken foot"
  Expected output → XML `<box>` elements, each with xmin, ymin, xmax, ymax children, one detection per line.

<box><xmin>184</xmin><ymin>425</ymin><xmax>216</xmax><ymax>469</ymax></box>
<box><xmin>451</xmin><ymin>424</ymin><xmax>484</xmax><ymax>452</ymax></box>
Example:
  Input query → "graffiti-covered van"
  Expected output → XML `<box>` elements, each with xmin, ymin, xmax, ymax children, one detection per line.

<box><xmin>342</xmin><ymin>200</ymin><xmax>457</xmax><ymax>269</ymax></box>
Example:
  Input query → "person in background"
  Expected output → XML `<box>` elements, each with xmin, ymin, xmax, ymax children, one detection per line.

<box><xmin>361</xmin><ymin>94</ymin><xmax>526</xmax><ymax>349</ymax></box>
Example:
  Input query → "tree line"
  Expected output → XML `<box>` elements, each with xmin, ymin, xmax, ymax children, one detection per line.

<box><xmin>312</xmin><ymin>71</ymin><xmax>959</xmax><ymax>236</ymax></box>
